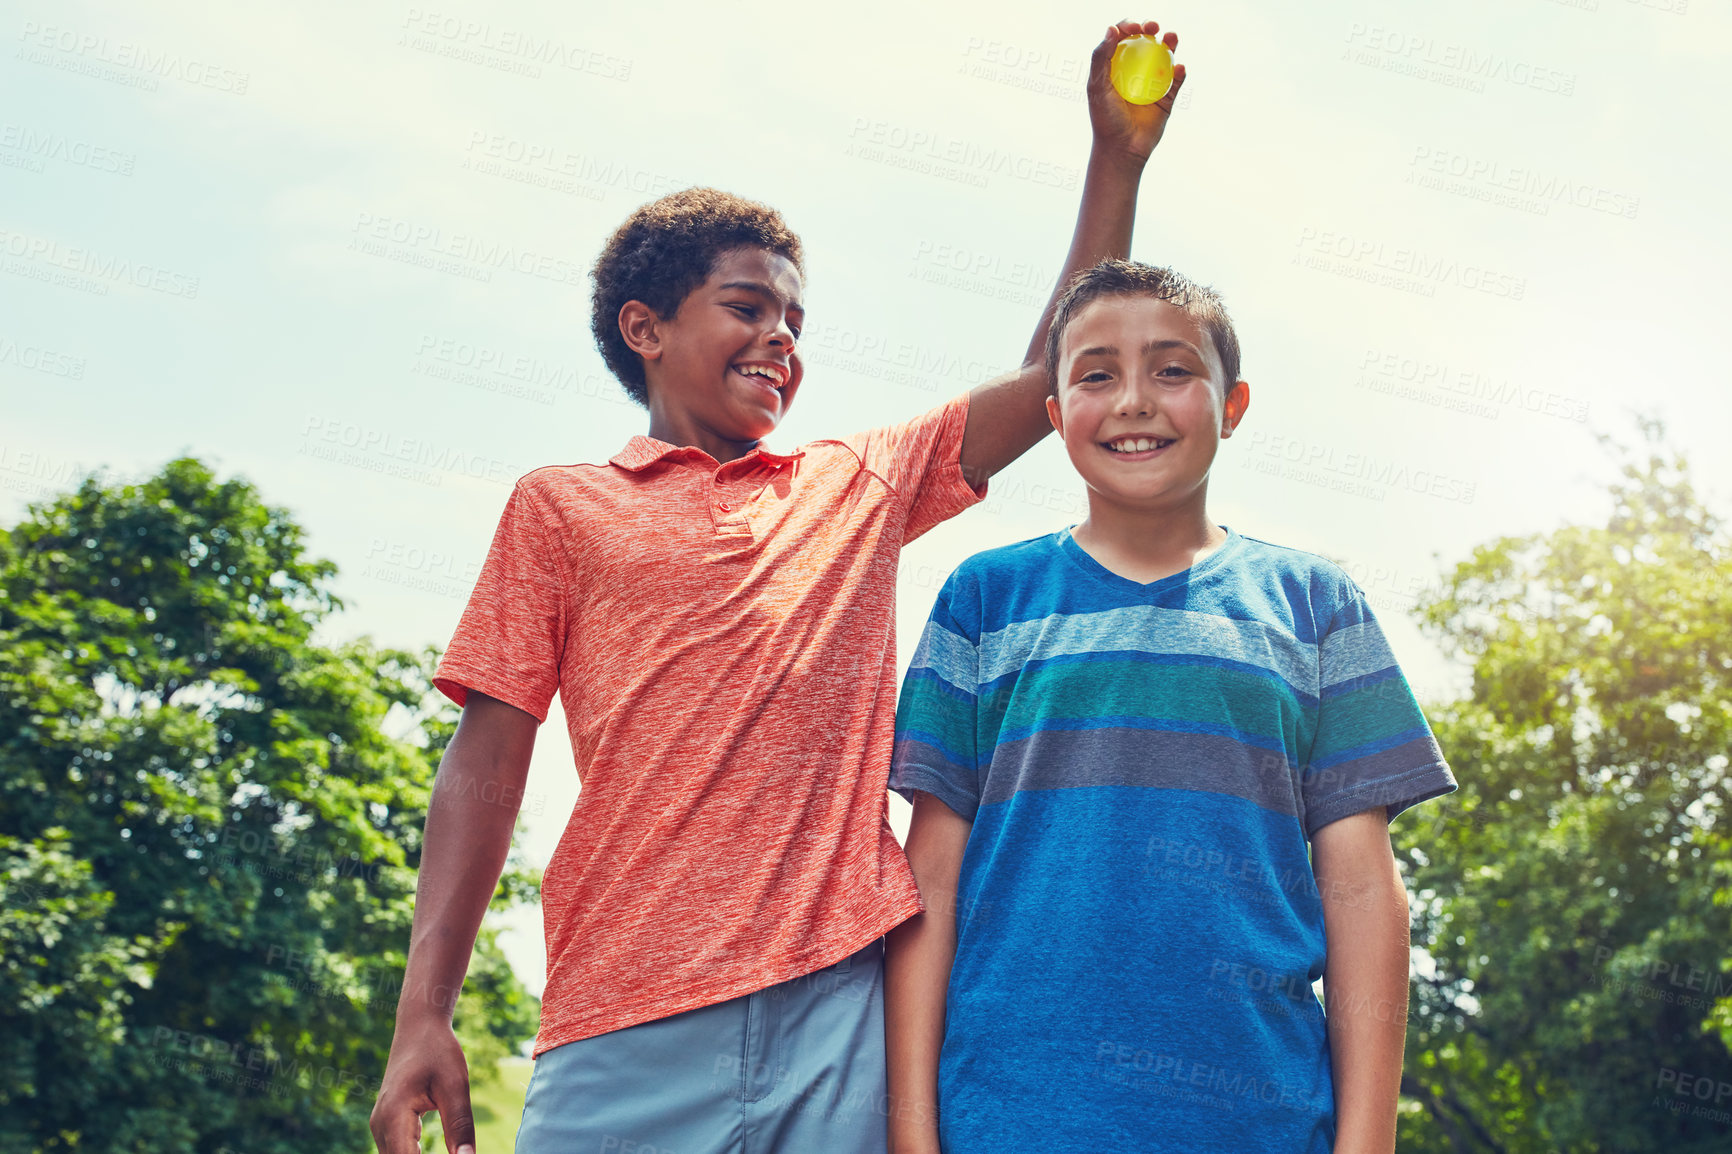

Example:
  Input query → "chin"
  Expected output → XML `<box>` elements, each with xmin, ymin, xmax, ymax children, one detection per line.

<box><xmin>732</xmin><ymin>413</ymin><xmax>781</xmax><ymax>442</ymax></box>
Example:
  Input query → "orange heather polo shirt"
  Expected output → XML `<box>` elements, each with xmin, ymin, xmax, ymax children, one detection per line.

<box><xmin>433</xmin><ymin>391</ymin><xmax>986</xmax><ymax>1056</ymax></box>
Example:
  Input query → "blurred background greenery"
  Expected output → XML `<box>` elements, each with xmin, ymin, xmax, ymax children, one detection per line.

<box><xmin>0</xmin><ymin>458</ymin><xmax>539</xmax><ymax>1153</ymax></box>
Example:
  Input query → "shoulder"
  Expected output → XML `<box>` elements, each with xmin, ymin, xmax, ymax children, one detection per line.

<box><xmin>1234</xmin><ymin>533</ymin><xmax>1358</xmax><ymax>587</ymax></box>
<box><xmin>951</xmin><ymin>532</ymin><xmax>1064</xmax><ymax>586</ymax></box>
<box><xmin>931</xmin><ymin>533</ymin><xmax>1066</xmax><ymax>635</ymax></box>
<box><xmin>912</xmin><ymin>531</ymin><xmax>1059</xmax><ymax>614</ymax></box>
<box><xmin>513</xmin><ymin>461</ymin><xmax>629</xmax><ymax>502</ymax></box>
<box><xmin>1227</xmin><ymin>532</ymin><xmax>1367</xmax><ymax>632</ymax></box>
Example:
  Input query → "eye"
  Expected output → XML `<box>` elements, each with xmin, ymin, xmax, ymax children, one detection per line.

<box><xmin>1079</xmin><ymin>369</ymin><xmax>1112</xmax><ymax>384</ymax></box>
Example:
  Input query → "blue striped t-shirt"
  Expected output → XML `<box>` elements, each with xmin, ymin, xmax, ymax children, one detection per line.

<box><xmin>890</xmin><ymin>525</ymin><xmax>1456</xmax><ymax>1153</ymax></box>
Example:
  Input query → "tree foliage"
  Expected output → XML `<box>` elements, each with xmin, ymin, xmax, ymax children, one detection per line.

<box><xmin>1395</xmin><ymin>419</ymin><xmax>1732</xmax><ymax>1152</ymax></box>
<box><xmin>0</xmin><ymin>458</ymin><xmax>539</xmax><ymax>1154</ymax></box>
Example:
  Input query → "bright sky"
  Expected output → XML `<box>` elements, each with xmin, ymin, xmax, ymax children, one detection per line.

<box><xmin>5</xmin><ymin>0</ymin><xmax>1727</xmax><ymax>998</ymax></box>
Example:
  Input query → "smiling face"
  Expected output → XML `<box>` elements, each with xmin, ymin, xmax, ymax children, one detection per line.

<box><xmin>1046</xmin><ymin>294</ymin><xmax>1249</xmax><ymax>514</ymax></box>
<box><xmin>625</xmin><ymin>246</ymin><xmax>806</xmax><ymax>451</ymax></box>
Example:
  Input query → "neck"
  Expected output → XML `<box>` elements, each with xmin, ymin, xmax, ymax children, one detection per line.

<box><xmin>1072</xmin><ymin>485</ymin><xmax>1225</xmax><ymax>582</ymax></box>
<box><xmin>644</xmin><ymin>404</ymin><xmax>761</xmax><ymax>466</ymax></box>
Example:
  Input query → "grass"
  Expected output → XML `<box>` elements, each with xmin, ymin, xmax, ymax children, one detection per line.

<box><xmin>418</xmin><ymin>1056</ymin><xmax>533</xmax><ymax>1153</ymax></box>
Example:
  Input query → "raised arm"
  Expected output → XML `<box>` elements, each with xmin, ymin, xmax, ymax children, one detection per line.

<box><xmin>370</xmin><ymin>691</ymin><xmax>538</xmax><ymax>1154</ymax></box>
<box><xmin>959</xmin><ymin>18</ymin><xmax>1188</xmax><ymax>483</ymax></box>
<box><xmin>1313</xmin><ymin>809</ymin><xmax>1411</xmax><ymax>1154</ymax></box>
<box><xmin>885</xmin><ymin>791</ymin><xmax>975</xmax><ymax>1154</ymax></box>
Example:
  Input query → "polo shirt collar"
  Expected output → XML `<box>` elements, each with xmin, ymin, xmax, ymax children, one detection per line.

<box><xmin>609</xmin><ymin>435</ymin><xmax>805</xmax><ymax>472</ymax></box>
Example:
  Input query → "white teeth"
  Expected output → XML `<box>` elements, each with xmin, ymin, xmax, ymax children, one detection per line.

<box><xmin>1107</xmin><ymin>437</ymin><xmax>1166</xmax><ymax>453</ymax></box>
<box><xmin>737</xmin><ymin>365</ymin><xmax>783</xmax><ymax>387</ymax></box>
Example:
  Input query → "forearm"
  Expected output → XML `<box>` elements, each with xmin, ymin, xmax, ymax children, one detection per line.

<box><xmin>394</xmin><ymin>703</ymin><xmax>534</xmax><ymax>1027</ymax></box>
<box><xmin>884</xmin><ymin>908</ymin><xmax>954</xmax><ymax>1151</ymax></box>
<box><xmin>1320</xmin><ymin>851</ymin><xmax>1410</xmax><ymax>1154</ymax></box>
<box><xmin>885</xmin><ymin>792</ymin><xmax>971</xmax><ymax>1151</ymax></box>
<box><xmin>961</xmin><ymin>149</ymin><xmax>1148</xmax><ymax>483</ymax></box>
<box><xmin>1024</xmin><ymin>146</ymin><xmax>1148</xmax><ymax>365</ymax></box>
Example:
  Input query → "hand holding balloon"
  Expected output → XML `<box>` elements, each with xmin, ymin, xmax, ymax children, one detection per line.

<box><xmin>1110</xmin><ymin>35</ymin><xmax>1174</xmax><ymax>104</ymax></box>
<box><xmin>1087</xmin><ymin>21</ymin><xmax>1185</xmax><ymax>166</ymax></box>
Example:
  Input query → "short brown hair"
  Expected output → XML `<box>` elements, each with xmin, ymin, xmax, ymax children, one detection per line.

<box><xmin>1044</xmin><ymin>260</ymin><xmax>1241</xmax><ymax>394</ymax></box>
<box><xmin>589</xmin><ymin>188</ymin><xmax>805</xmax><ymax>406</ymax></box>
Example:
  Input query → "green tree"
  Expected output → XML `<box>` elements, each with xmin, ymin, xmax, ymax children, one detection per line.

<box><xmin>0</xmin><ymin>458</ymin><xmax>539</xmax><ymax>1153</ymax></box>
<box><xmin>1395</xmin><ymin>420</ymin><xmax>1732</xmax><ymax>1152</ymax></box>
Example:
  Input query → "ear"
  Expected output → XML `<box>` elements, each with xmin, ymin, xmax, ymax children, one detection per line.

<box><xmin>618</xmin><ymin>301</ymin><xmax>663</xmax><ymax>362</ymax></box>
<box><xmin>1220</xmin><ymin>380</ymin><xmax>1251</xmax><ymax>437</ymax></box>
<box><xmin>1046</xmin><ymin>392</ymin><xmax>1065</xmax><ymax>436</ymax></box>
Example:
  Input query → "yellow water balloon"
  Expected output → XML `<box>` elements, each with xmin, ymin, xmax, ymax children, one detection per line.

<box><xmin>1109</xmin><ymin>35</ymin><xmax>1173</xmax><ymax>105</ymax></box>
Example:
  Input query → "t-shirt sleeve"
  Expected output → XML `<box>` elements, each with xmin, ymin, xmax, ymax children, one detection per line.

<box><xmin>890</xmin><ymin>571</ymin><xmax>982</xmax><ymax>822</ymax></box>
<box><xmin>1302</xmin><ymin>588</ymin><xmax>1457</xmax><ymax>836</ymax></box>
<box><xmin>841</xmin><ymin>391</ymin><xmax>988</xmax><ymax>542</ymax></box>
<box><xmin>432</xmin><ymin>478</ymin><xmax>568</xmax><ymax>724</ymax></box>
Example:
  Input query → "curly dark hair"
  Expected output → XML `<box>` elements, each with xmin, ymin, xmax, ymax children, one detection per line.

<box><xmin>589</xmin><ymin>187</ymin><xmax>805</xmax><ymax>406</ymax></box>
<box><xmin>1043</xmin><ymin>260</ymin><xmax>1241</xmax><ymax>395</ymax></box>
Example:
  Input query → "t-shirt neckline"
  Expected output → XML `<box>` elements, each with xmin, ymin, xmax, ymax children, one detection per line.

<box><xmin>1055</xmin><ymin>523</ymin><xmax>1242</xmax><ymax>595</ymax></box>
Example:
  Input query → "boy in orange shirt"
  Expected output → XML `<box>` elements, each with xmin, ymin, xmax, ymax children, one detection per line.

<box><xmin>370</xmin><ymin>20</ymin><xmax>1186</xmax><ymax>1154</ymax></box>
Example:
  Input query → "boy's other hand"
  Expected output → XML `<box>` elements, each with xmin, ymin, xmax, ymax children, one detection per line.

<box><xmin>1088</xmin><ymin>20</ymin><xmax>1186</xmax><ymax>164</ymax></box>
<box><xmin>370</xmin><ymin>1018</ymin><xmax>477</xmax><ymax>1154</ymax></box>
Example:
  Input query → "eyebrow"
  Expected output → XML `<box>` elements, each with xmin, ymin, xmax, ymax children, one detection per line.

<box><xmin>717</xmin><ymin>280</ymin><xmax>805</xmax><ymax>313</ymax></box>
<box><xmin>1075</xmin><ymin>338</ymin><xmax>1200</xmax><ymax>358</ymax></box>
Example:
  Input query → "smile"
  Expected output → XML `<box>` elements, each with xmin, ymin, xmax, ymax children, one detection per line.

<box><xmin>732</xmin><ymin>362</ymin><xmax>788</xmax><ymax>390</ymax></box>
<box><xmin>1102</xmin><ymin>435</ymin><xmax>1174</xmax><ymax>457</ymax></box>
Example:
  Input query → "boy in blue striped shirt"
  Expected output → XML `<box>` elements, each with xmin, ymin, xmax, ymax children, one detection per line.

<box><xmin>884</xmin><ymin>260</ymin><xmax>1456</xmax><ymax>1154</ymax></box>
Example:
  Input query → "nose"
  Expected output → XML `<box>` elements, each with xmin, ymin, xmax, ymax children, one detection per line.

<box><xmin>1115</xmin><ymin>377</ymin><xmax>1154</xmax><ymax>418</ymax></box>
<box><xmin>768</xmin><ymin>311</ymin><xmax>796</xmax><ymax>351</ymax></box>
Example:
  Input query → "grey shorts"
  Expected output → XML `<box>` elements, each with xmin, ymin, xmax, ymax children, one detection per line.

<box><xmin>513</xmin><ymin>939</ymin><xmax>888</xmax><ymax>1154</ymax></box>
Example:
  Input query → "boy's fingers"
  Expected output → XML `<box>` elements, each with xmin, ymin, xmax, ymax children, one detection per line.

<box><xmin>1167</xmin><ymin>63</ymin><xmax>1187</xmax><ymax>99</ymax></box>
<box><xmin>1131</xmin><ymin>21</ymin><xmax>1174</xmax><ymax>50</ymax></box>
<box><xmin>369</xmin><ymin>1101</ymin><xmax>423</xmax><ymax>1154</ymax></box>
<box><xmin>1090</xmin><ymin>30</ymin><xmax>1118</xmax><ymax>74</ymax></box>
<box><xmin>437</xmin><ymin>1080</ymin><xmax>478</xmax><ymax>1154</ymax></box>
<box><xmin>1102</xmin><ymin>21</ymin><xmax>1177</xmax><ymax>54</ymax></box>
